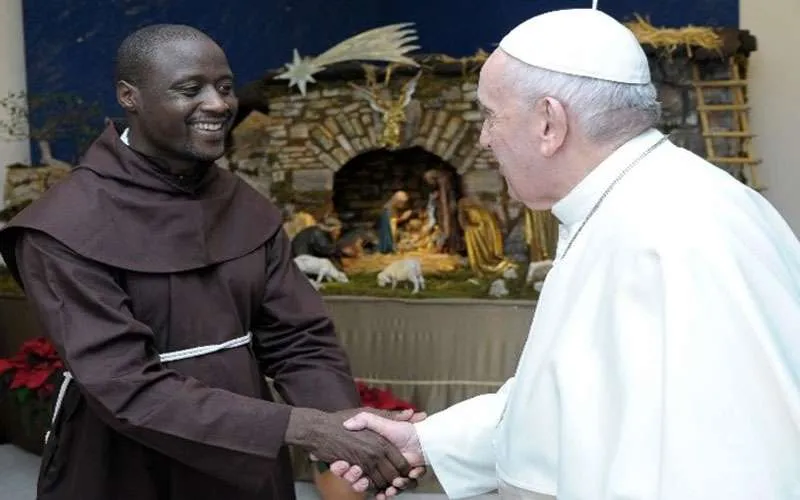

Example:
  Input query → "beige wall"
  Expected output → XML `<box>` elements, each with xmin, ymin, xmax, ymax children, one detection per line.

<box><xmin>0</xmin><ymin>0</ymin><xmax>30</xmax><ymax>205</ymax></box>
<box><xmin>741</xmin><ymin>0</ymin><xmax>800</xmax><ymax>234</ymax></box>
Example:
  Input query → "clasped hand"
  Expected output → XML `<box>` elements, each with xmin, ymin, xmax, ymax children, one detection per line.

<box><xmin>336</xmin><ymin>409</ymin><xmax>426</xmax><ymax>499</ymax></box>
<box><xmin>306</xmin><ymin>408</ymin><xmax>427</xmax><ymax>498</ymax></box>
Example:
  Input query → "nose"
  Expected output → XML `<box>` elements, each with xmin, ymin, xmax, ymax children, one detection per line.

<box><xmin>200</xmin><ymin>88</ymin><xmax>230</xmax><ymax>114</ymax></box>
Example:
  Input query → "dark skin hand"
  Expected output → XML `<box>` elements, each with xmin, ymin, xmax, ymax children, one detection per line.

<box><xmin>328</xmin><ymin>410</ymin><xmax>427</xmax><ymax>498</ymax></box>
<box><xmin>314</xmin><ymin>408</ymin><xmax>428</xmax><ymax>497</ymax></box>
<box><xmin>285</xmin><ymin>407</ymin><xmax>411</xmax><ymax>490</ymax></box>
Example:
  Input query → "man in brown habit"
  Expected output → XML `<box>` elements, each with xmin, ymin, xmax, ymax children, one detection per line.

<box><xmin>0</xmin><ymin>25</ymin><xmax>422</xmax><ymax>499</ymax></box>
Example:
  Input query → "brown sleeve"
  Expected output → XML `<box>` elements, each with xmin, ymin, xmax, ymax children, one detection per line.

<box><xmin>251</xmin><ymin>228</ymin><xmax>361</xmax><ymax>412</ymax></box>
<box><xmin>15</xmin><ymin>230</ymin><xmax>291</xmax><ymax>493</ymax></box>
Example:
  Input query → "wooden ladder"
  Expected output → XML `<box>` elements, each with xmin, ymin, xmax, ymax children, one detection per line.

<box><xmin>692</xmin><ymin>56</ymin><xmax>763</xmax><ymax>190</ymax></box>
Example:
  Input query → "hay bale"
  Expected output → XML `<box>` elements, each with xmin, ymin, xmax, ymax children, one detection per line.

<box><xmin>625</xmin><ymin>14</ymin><xmax>723</xmax><ymax>56</ymax></box>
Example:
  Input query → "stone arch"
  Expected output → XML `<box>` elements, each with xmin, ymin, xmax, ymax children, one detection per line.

<box><xmin>407</xmin><ymin>108</ymin><xmax>482</xmax><ymax>175</ymax></box>
<box><xmin>308</xmin><ymin>107</ymin><xmax>484</xmax><ymax>175</ymax></box>
<box><xmin>331</xmin><ymin>146</ymin><xmax>462</xmax><ymax>231</ymax></box>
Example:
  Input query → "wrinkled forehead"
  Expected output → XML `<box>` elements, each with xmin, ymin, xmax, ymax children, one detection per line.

<box><xmin>477</xmin><ymin>50</ymin><xmax>508</xmax><ymax>111</ymax></box>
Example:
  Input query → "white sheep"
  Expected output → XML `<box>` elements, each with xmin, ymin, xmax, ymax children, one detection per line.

<box><xmin>489</xmin><ymin>278</ymin><xmax>509</xmax><ymax>298</ymax></box>
<box><xmin>502</xmin><ymin>266</ymin><xmax>519</xmax><ymax>280</ymax></box>
<box><xmin>293</xmin><ymin>255</ymin><xmax>349</xmax><ymax>285</ymax></box>
<box><xmin>377</xmin><ymin>258</ymin><xmax>425</xmax><ymax>294</ymax></box>
<box><xmin>525</xmin><ymin>259</ymin><xmax>554</xmax><ymax>285</ymax></box>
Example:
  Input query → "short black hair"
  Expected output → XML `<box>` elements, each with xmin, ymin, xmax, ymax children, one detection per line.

<box><xmin>114</xmin><ymin>24</ymin><xmax>211</xmax><ymax>85</ymax></box>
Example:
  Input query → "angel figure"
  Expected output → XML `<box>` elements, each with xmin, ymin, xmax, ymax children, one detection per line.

<box><xmin>350</xmin><ymin>70</ymin><xmax>422</xmax><ymax>149</ymax></box>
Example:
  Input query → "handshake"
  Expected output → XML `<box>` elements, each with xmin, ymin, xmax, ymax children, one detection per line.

<box><xmin>286</xmin><ymin>407</ymin><xmax>428</xmax><ymax>499</ymax></box>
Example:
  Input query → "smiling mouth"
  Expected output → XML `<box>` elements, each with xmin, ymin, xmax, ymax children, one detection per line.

<box><xmin>190</xmin><ymin>121</ymin><xmax>225</xmax><ymax>133</ymax></box>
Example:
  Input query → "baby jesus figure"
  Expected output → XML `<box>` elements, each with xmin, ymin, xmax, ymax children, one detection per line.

<box><xmin>396</xmin><ymin>212</ymin><xmax>442</xmax><ymax>253</ymax></box>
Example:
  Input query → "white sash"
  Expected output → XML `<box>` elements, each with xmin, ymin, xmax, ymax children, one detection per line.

<box><xmin>44</xmin><ymin>332</ymin><xmax>253</xmax><ymax>444</ymax></box>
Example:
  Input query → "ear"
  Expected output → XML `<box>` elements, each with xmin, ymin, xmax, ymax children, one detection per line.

<box><xmin>537</xmin><ymin>97</ymin><xmax>568</xmax><ymax>157</ymax></box>
<box><xmin>116</xmin><ymin>80</ymin><xmax>139</xmax><ymax>113</ymax></box>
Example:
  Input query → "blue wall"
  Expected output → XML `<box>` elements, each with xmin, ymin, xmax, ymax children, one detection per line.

<box><xmin>22</xmin><ymin>0</ymin><xmax>738</xmax><ymax>161</ymax></box>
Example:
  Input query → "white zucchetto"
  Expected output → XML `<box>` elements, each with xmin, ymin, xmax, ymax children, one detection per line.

<box><xmin>498</xmin><ymin>8</ymin><xmax>651</xmax><ymax>84</ymax></box>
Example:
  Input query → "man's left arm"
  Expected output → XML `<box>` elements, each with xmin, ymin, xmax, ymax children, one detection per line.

<box><xmin>251</xmin><ymin>228</ymin><xmax>360</xmax><ymax>411</ymax></box>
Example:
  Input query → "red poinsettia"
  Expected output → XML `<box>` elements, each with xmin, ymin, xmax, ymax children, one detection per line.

<box><xmin>356</xmin><ymin>381</ymin><xmax>416</xmax><ymax>412</ymax></box>
<box><xmin>0</xmin><ymin>336</ymin><xmax>64</xmax><ymax>400</ymax></box>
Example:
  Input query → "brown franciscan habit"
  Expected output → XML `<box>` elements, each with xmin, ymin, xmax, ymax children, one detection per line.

<box><xmin>0</xmin><ymin>124</ymin><xmax>360</xmax><ymax>500</ymax></box>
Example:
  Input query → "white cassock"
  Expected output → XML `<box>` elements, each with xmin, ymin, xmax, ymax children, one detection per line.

<box><xmin>415</xmin><ymin>128</ymin><xmax>800</xmax><ymax>499</ymax></box>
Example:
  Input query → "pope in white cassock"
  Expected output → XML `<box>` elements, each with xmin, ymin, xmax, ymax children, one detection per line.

<box><xmin>331</xmin><ymin>7</ymin><xmax>800</xmax><ymax>500</ymax></box>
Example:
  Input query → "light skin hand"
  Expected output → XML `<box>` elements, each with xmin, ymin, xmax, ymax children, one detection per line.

<box><xmin>309</xmin><ymin>408</ymin><xmax>424</xmax><ymax>462</ymax></box>
<box><xmin>330</xmin><ymin>411</ymin><xmax>427</xmax><ymax>498</ymax></box>
<box><xmin>286</xmin><ymin>407</ymin><xmax>412</xmax><ymax>490</ymax></box>
<box><xmin>311</xmin><ymin>409</ymin><xmax>427</xmax><ymax>495</ymax></box>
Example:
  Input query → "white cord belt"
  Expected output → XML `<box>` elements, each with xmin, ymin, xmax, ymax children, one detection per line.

<box><xmin>45</xmin><ymin>332</ymin><xmax>253</xmax><ymax>444</ymax></box>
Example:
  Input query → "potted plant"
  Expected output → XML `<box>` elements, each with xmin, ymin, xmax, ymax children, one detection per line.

<box><xmin>312</xmin><ymin>381</ymin><xmax>417</xmax><ymax>500</ymax></box>
<box><xmin>0</xmin><ymin>336</ymin><xmax>64</xmax><ymax>455</ymax></box>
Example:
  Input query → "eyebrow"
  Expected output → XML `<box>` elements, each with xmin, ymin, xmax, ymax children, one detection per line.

<box><xmin>171</xmin><ymin>72</ymin><xmax>234</xmax><ymax>84</ymax></box>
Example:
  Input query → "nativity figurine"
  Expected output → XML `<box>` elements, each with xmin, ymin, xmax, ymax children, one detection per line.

<box><xmin>291</xmin><ymin>216</ymin><xmax>345</xmax><ymax>267</ymax></box>
<box><xmin>282</xmin><ymin>204</ymin><xmax>317</xmax><ymax>240</ymax></box>
<box><xmin>523</xmin><ymin>207</ymin><xmax>559</xmax><ymax>262</ymax></box>
<box><xmin>395</xmin><ymin>214</ymin><xmax>442</xmax><ymax>253</ymax></box>
<box><xmin>457</xmin><ymin>195</ymin><xmax>517</xmax><ymax>277</ymax></box>
<box><xmin>293</xmin><ymin>254</ymin><xmax>349</xmax><ymax>286</ymax></box>
<box><xmin>376</xmin><ymin>258</ymin><xmax>426</xmax><ymax>294</ymax></box>
<box><xmin>376</xmin><ymin>191</ymin><xmax>413</xmax><ymax>253</ymax></box>
<box><xmin>423</xmin><ymin>168</ymin><xmax>463</xmax><ymax>254</ymax></box>
<box><xmin>335</xmin><ymin>228</ymin><xmax>376</xmax><ymax>259</ymax></box>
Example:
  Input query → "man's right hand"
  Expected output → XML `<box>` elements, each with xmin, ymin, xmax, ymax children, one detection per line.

<box><xmin>331</xmin><ymin>412</ymin><xmax>426</xmax><ymax>499</ymax></box>
<box><xmin>285</xmin><ymin>407</ymin><xmax>410</xmax><ymax>490</ymax></box>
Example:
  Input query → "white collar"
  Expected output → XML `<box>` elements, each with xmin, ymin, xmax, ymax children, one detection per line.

<box><xmin>120</xmin><ymin>127</ymin><xmax>130</xmax><ymax>146</ymax></box>
<box><xmin>551</xmin><ymin>128</ymin><xmax>666</xmax><ymax>228</ymax></box>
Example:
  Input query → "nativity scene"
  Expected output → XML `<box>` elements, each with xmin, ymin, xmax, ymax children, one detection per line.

<box><xmin>223</xmin><ymin>15</ymin><xmax>758</xmax><ymax>299</ymax></box>
<box><xmin>227</xmin><ymin>24</ymin><xmax>565</xmax><ymax>298</ymax></box>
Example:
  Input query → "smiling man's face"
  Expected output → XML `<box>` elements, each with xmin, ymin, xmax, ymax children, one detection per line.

<box><xmin>119</xmin><ymin>36</ymin><xmax>238</xmax><ymax>165</ymax></box>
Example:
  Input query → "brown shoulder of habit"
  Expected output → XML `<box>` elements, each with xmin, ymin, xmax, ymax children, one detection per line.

<box><xmin>0</xmin><ymin>123</ymin><xmax>360</xmax><ymax>500</ymax></box>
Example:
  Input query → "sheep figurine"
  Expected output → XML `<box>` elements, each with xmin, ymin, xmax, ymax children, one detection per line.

<box><xmin>293</xmin><ymin>255</ymin><xmax>349</xmax><ymax>285</ymax></box>
<box><xmin>525</xmin><ymin>259</ymin><xmax>554</xmax><ymax>286</ymax></box>
<box><xmin>377</xmin><ymin>258</ymin><xmax>425</xmax><ymax>294</ymax></box>
<box><xmin>502</xmin><ymin>266</ymin><xmax>519</xmax><ymax>280</ymax></box>
<box><xmin>489</xmin><ymin>278</ymin><xmax>509</xmax><ymax>298</ymax></box>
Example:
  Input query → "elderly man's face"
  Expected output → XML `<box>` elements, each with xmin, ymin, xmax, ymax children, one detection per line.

<box><xmin>477</xmin><ymin>51</ymin><xmax>560</xmax><ymax>209</ymax></box>
<box><xmin>120</xmin><ymin>37</ymin><xmax>238</xmax><ymax>165</ymax></box>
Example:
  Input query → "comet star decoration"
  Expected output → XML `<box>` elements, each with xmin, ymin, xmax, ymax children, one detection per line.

<box><xmin>275</xmin><ymin>23</ymin><xmax>421</xmax><ymax>96</ymax></box>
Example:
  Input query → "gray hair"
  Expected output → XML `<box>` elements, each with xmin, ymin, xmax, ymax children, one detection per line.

<box><xmin>501</xmin><ymin>52</ymin><xmax>661</xmax><ymax>145</ymax></box>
